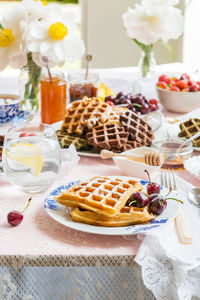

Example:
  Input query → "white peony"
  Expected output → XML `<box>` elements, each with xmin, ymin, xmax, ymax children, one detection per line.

<box><xmin>27</xmin><ymin>10</ymin><xmax>85</xmax><ymax>67</ymax></box>
<box><xmin>0</xmin><ymin>6</ymin><xmax>27</xmax><ymax>70</ymax></box>
<box><xmin>122</xmin><ymin>0</ymin><xmax>184</xmax><ymax>45</ymax></box>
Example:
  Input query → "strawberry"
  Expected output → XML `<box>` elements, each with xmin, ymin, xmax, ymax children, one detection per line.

<box><xmin>175</xmin><ymin>80</ymin><xmax>187</xmax><ymax>90</ymax></box>
<box><xmin>157</xmin><ymin>81</ymin><xmax>168</xmax><ymax>89</ymax></box>
<box><xmin>158</xmin><ymin>75</ymin><xmax>170</xmax><ymax>84</ymax></box>
<box><xmin>170</xmin><ymin>86</ymin><xmax>180</xmax><ymax>92</ymax></box>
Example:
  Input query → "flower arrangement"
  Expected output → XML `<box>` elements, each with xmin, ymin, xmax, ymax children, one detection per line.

<box><xmin>0</xmin><ymin>0</ymin><xmax>85</xmax><ymax>111</ymax></box>
<box><xmin>122</xmin><ymin>0</ymin><xmax>184</xmax><ymax>77</ymax></box>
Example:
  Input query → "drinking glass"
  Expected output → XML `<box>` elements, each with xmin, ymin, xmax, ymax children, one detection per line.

<box><xmin>2</xmin><ymin>123</ymin><xmax>61</xmax><ymax>193</ymax></box>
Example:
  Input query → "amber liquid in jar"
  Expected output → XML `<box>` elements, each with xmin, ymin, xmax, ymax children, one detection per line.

<box><xmin>41</xmin><ymin>73</ymin><xmax>66</xmax><ymax>124</ymax></box>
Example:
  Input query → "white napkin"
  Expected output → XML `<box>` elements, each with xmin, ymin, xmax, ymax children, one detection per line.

<box><xmin>59</xmin><ymin>144</ymin><xmax>80</xmax><ymax>179</ymax></box>
<box><xmin>135</xmin><ymin>176</ymin><xmax>200</xmax><ymax>300</ymax></box>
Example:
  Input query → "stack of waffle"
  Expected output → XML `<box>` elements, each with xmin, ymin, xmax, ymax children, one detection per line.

<box><xmin>57</xmin><ymin>97</ymin><xmax>154</xmax><ymax>152</ymax></box>
<box><xmin>56</xmin><ymin>176</ymin><xmax>154</xmax><ymax>227</ymax></box>
<box><xmin>178</xmin><ymin>118</ymin><xmax>200</xmax><ymax>147</ymax></box>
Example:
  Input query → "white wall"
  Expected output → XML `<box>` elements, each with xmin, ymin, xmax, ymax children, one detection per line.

<box><xmin>81</xmin><ymin>0</ymin><xmax>184</xmax><ymax>68</ymax></box>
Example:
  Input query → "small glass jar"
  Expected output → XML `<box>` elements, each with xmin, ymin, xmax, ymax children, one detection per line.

<box><xmin>68</xmin><ymin>71</ymin><xmax>99</xmax><ymax>103</ymax></box>
<box><xmin>152</xmin><ymin>137</ymin><xmax>193</xmax><ymax>169</ymax></box>
<box><xmin>40</xmin><ymin>70</ymin><xmax>67</xmax><ymax>125</ymax></box>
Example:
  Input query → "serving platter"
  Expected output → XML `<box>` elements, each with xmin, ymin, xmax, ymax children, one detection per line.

<box><xmin>44</xmin><ymin>176</ymin><xmax>181</xmax><ymax>236</ymax></box>
<box><xmin>52</xmin><ymin>110</ymin><xmax>164</xmax><ymax>158</ymax></box>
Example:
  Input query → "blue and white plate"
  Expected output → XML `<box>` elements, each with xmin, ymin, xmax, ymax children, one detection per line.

<box><xmin>44</xmin><ymin>176</ymin><xmax>181</xmax><ymax>235</ymax></box>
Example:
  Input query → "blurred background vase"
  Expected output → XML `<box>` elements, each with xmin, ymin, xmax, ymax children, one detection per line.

<box><xmin>19</xmin><ymin>53</ymin><xmax>42</xmax><ymax>113</ymax></box>
<box><xmin>138</xmin><ymin>50</ymin><xmax>156</xmax><ymax>78</ymax></box>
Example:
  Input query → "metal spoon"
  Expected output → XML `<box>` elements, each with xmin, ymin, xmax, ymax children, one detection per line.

<box><xmin>188</xmin><ymin>188</ymin><xmax>200</xmax><ymax>207</ymax></box>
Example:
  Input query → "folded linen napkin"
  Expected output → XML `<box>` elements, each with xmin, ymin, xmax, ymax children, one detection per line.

<box><xmin>134</xmin><ymin>175</ymin><xmax>200</xmax><ymax>300</ymax></box>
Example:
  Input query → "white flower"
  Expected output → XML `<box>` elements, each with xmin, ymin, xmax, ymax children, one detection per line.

<box><xmin>0</xmin><ymin>6</ymin><xmax>27</xmax><ymax>70</ymax></box>
<box><xmin>122</xmin><ymin>1</ymin><xmax>184</xmax><ymax>45</ymax></box>
<box><xmin>22</xmin><ymin>0</ymin><xmax>53</xmax><ymax>22</ymax></box>
<box><xmin>27</xmin><ymin>10</ymin><xmax>85</xmax><ymax>67</ymax></box>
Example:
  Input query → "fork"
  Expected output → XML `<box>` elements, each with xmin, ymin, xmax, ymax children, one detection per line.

<box><xmin>161</xmin><ymin>169</ymin><xmax>193</xmax><ymax>244</ymax></box>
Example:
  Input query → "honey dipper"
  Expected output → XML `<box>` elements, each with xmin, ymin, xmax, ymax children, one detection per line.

<box><xmin>100</xmin><ymin>149</ymin><xmax>164</xmax><ymax>166</ymax></box>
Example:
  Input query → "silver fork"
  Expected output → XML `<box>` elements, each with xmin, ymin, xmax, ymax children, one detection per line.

<box><xmin>161</xmin><ymin>169</ymin><xmax>177</xmax><ymax>191</ymax></box>
<box><xmin>161</xmin><ymin>169</ymin><xmax>193</xmax><ymax>244</ymax></box>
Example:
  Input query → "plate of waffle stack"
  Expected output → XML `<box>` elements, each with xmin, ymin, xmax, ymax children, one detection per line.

<box><xmin>168</xmin><ymin>117</ymin><xmax>200</xmax><ymax>151</ymax></box>
<box><xmin>44</xmin><ymin>176</ymin><xmax>181</xmax><ymax>235</ymax></box>
<box><xmin>54</xmin><ymin>97</ymin><xmax>158</xmax><ymax>157</ymax></box>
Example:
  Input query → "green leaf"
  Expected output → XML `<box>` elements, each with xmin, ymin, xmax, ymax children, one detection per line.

<box><xmin>0</xmin><ymin>24</ymin><xmax>3</xmax><ymax>30</ymax></box>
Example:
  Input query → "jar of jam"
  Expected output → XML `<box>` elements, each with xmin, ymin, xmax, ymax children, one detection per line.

<box><xmin>40</xmin><ymin>71</ymin><xmax>67</xmax><ymax>125</ymax></box>
<box><xmin>68</xmin><ymin>71</ymin><xmax>99</xmax><ymax>103</ymax></box>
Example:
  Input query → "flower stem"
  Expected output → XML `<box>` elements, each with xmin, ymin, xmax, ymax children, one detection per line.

<box><xmin>134</xmin><ymin>39</ymin><xmax>154</xmax><ymax>77</ymax></box>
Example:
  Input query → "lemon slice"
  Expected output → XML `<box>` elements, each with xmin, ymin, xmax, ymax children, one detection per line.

<box><xmin>7</xmin><ymin>142</ymin><xmax>43</xmax><ymax>177</ymax></box>
<box><xmin>98</xmin><ymin>82</ymin><xmax>114</xmax><ymax>100</ymax></box>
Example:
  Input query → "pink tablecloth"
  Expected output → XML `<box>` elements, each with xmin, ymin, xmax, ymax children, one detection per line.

<box><xmin>0</xmin><ymin>154</ymin><xmax>199</xmax><ymax>258</ymax></box>
<box><xmin>0</xmin><ymin>157</ymin><xmax>142</xmax><ymax>258</ymax></box>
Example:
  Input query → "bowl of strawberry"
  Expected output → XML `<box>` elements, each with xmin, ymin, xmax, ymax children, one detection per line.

<box><xmin>156</xmin><ymin>73</ymin><xmax>200</xmax><ymax>113</ymax></box>
<box><xmin>105</xmin><ymin>92</ymin><xmax>159</xmax><ymax>115</ymax></box>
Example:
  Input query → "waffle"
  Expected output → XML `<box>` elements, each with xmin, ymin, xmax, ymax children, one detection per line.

<box><xmin>123</xmin><ymin>140</ymin><xmax>142</xmax><ymax>151</ymax></box>
<box><xmin>70</xmin><ymin>205</ymin><xmax>154</xmax><ymax>227</ymax></box>
<box><xmin>178</xmin><ymin>118</ymin><xmax>200</xmax><ymax>147</ymax></box>
<box><xmin>120</xmin><ymin>111</ymin><xmax>154</xmax><ymax>146</ymax></box>
<box><xmin>105</xmin><ymin>106</ymin><xmax>129</xmax><ymax>124</ymax></box>
<box><xmin>61</xmin><ymin>97</ymin><xmax>111</xmax><ymax>135</ymax></box>
<box><xmin>56</xmin><ymin>176</ymin><xmax>143</xmax><ymax>217</ymax></box>
<box><xmin>86</xmin><ymin>123</ymin><xmax>129</xmax><ymax>151</ymax></box>
<box><xmin>56</xmin><ymin>131</ymin><xmax>88</xmax><ymax>151</ymax></box>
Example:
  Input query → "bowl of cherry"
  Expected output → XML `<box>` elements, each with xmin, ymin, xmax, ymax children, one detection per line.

<box><xmin>156</xmin><ymin>73</ymin><xmax>200</xmax><ymax>113</ymax></box>
<box><xmin>127</xmin><ymin>170</ymin><xmax>183</xmax><ymax>217</ymax></box>
<box><xmin>105</xmin><ymin>92</ymin><xmax>159</xmax><ymax>115</ymax></box>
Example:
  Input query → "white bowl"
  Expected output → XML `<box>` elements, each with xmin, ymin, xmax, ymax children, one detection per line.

<box><xmin>113</xmin><ymin>147</ymin><xmax>160</xmax><ymax>179</ymax></box>
<box><xmin>156</xmin><ymin>87</ymin><xmax>200</xmax><ymax>113</ymax></box>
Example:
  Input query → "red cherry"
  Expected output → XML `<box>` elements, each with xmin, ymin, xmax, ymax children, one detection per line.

<box><xmin>170</xmin><ymin>86</ymin><xmax>180</xmax><ymax>92</ymax></box>
<box><xmin>106</xmin><ymin>100</ymin><xmax>114</xmax><ymax>106</ymax></box>
<box><xmin>19</xmin><ymin>132</ymin><xmax>28</xmax><ymax>137</ymax></box>
<box><xmin>158</xmin><ymin>75</ymin><xmax>170</xmax><ymax>84</ymax></box>
<box><xmin>189</xmin><ymin>85</ymin><xmax>198</xmax><ymax>92</ymax></box>
<box><xmin>150</xmin><ymin>103</ymin><xmax>157</xmax><ymax>111</ymax></box>
<box><xmin>7</xmin><ymin>211</ymin><xmax>23</xmax><ymax>226</ymax></box>
<box><xmin>7</xmin><ymin>198</ymin><xmax>31</xmax><ymax>227</ymax></box>
<box><xmin>144</xmin><ymin>170</ymin><xmax>160</xmax><ymax>195</ymax></box>
<box><xmin>149</xmin><ymin>99</ymin><xmax>158</xmax><ymax>106</ymax></box>
<box><xmin>176</xmin><ymin>80</ymin><xmax>187</xmax><ymax>90</ymax></box>
<box><xmin>157</xmin><ymin>81</ymin><xmax>168</xmax><ymax>89</ymax></box>
<box><xmin>28</xmin><ymin>133</ymin><xmax>37</xmax><ymax>136</ymax></box>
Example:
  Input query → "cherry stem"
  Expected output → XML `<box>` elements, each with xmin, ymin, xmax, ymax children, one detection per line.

<box><xmin>22</xmin><ymin>198</ymin><xmax>32</xmax><ymax>214</ymax></box>
<box><xmin>164</xmin><ymin>188</ymin><xmax>172</xmax><ymax>198</ymax></box>
<box><xmin>144</xmin><ymin>169</ymin><xmax>151</xmax><ymax>185</ymax></box>
<box><xmin>128</xmin><ymin>200</ymin><xmax>137</xmax><ymax>206</ymax></box>
<box><xmin>165</xmin><ymin>197</ymin><xmax>183</xmax><ymax>204</ymax></box>
<box><xmin>133</xmin><ymin>103</ymin><xmax>142</xmax><ymax>108</ymax></box>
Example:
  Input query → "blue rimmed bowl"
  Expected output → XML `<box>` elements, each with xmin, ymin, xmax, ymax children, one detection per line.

<box><xmin>0</xmin><ymin>94</ymin><xmax>21</xmax><ymax>124</ymax></box>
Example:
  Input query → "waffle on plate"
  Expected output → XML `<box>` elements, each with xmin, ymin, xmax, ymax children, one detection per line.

<box><xmin>57</xmin><ymin>97</ymin><xmax>154</xmax><ymax>153</ymax></box>
<box><xmin>56</xmin><ymin>176</ymin><xmax>143</xmax><ymax>217</ymax></box>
